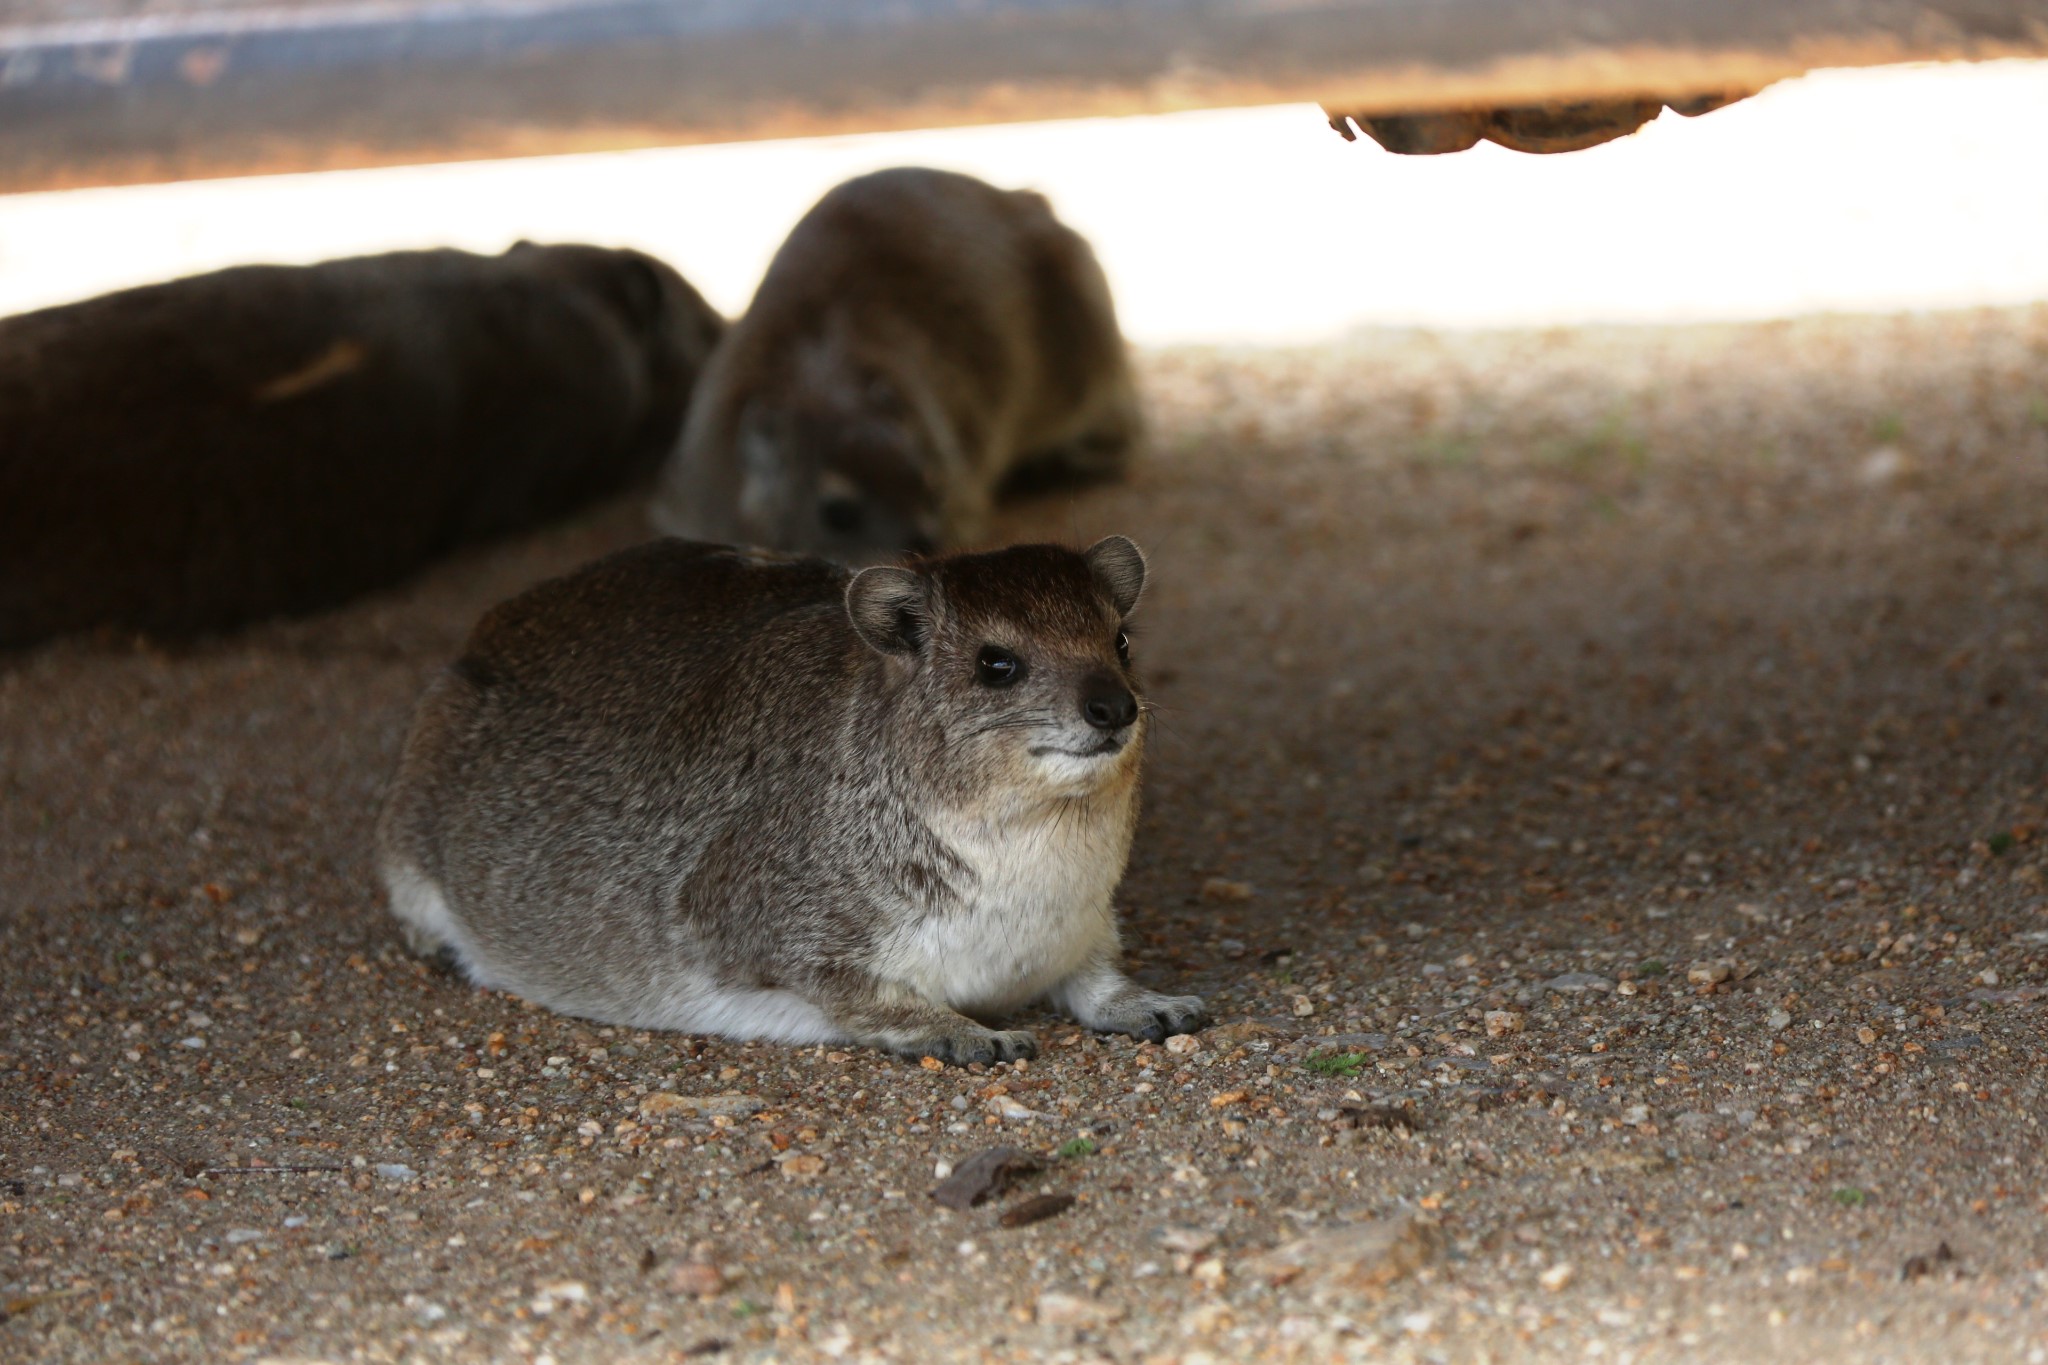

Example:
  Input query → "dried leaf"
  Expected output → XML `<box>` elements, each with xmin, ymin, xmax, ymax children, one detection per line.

<box><xmin>930</xmin><ymin>1146</ymin><xmax>1042</xmax><ymax>1211</ymax></box>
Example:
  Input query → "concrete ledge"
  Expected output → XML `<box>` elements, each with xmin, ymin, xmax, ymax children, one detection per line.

<box><xmin>3</xmin><ymin>0</ymin><xmax>2045</xmax><ymax>191</ymax></box>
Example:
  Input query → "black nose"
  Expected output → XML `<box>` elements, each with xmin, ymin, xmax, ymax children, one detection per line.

<box><xmin>1082</xmin><ymin>684</ymin><xmax>1138</xmax><ymax>731</ymax></box>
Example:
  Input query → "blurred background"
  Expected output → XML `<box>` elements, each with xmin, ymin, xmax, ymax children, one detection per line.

<box><xmin>4</xmin><ymin>58</ymin><xmax>2046</xmax><ymax>341</ymax></box>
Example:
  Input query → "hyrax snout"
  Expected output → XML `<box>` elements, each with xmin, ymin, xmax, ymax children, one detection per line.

<box><xmin>375</xmin><ymin>534</ymin><xmax>1205</xmax><ymax>1065</ymax></box>
<box><xmin>652</xmin><ymin>166</ymin><xmax>1143</xmax><ymax>563</ymax></box>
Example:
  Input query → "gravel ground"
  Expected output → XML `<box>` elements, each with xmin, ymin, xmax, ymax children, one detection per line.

<box><xmin>5</xmin><ymin>305</ymin><xmax>2048</xmax><ymax>1363</ymax></box>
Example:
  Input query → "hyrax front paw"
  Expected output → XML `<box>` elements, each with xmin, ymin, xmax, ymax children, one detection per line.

<box><xmin>1086</xmin><ymin>991</ymin><xmax>1208</xmax><ymax>1044</ymax></box>
<box><xmin>889</xmin><ymin>1025</ymin><xmax>1038</xmax><ymax>1068</ymax></box>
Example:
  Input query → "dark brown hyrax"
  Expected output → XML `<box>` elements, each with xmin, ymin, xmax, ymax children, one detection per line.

<box><xmin>651</xmin><ymin>166</ymin><xmax>1141</xmax><ymax>562</ymax></box>
<box><xmin>0</xmin><ymin>243</ymin><xmax>724</xmax><ymax>649</ymax></box>
<box><xmin>375</xmin><ymin>534</ymin><xmax>1204</xmax><ymax>1064</ymax></box>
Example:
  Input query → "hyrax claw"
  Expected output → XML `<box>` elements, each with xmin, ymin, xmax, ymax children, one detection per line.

<box><xmin>894</xmin><ymin>1028</ymin><xmax>1037</xmax><ymax>1068</ymax></box>
<box><xmin>1089</xmin><ymin>992</ymin><xmax>1209</xmax><ymax>1043</ymax></box>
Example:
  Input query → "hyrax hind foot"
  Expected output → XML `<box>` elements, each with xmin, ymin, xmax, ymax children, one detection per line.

<box><xmin>394</xmin><ymin>920</ymin><xmax>464</xmax><ymax>976</ymax></box>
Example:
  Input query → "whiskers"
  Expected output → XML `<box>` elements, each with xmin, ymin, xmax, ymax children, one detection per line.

<box><xmin>944</xmin><ymin>711</ymin><xmax>1063</xmax><ymax>753</ymax></box>
<box><xmin>1133</xmin><ymin>696</ymin><xmax>1184</xmax><ymax>745</ymax></box>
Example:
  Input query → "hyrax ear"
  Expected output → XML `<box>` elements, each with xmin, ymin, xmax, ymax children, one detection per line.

<box><xmin>1084</xmin><ymin>535</ymin><xmax>1147</xmax><ymax>617</ymax></box>
<box><xmin>845</xmin><ymin>566</ymin><xmax>932</xmax><ymax>656</ymax></box>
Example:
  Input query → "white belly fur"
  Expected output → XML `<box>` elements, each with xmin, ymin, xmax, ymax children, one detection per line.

<box><xmin>623</xmin><ymin>975</ymin><xmax>843</xmax><ymax>1043</ymax></box>
<box><xmin>875</xmin><ymin>802</ymin><xmax>1128</xmax><ymax>1017</ymax></box>
<box><xmin>384</xmin><ymin>862</ymin><xmax>844</xmax><ymax>1043</ymax></box>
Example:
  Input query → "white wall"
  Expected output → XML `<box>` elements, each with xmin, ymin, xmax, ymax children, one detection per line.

<box><xmin>2</xmin><ymin>60</ymin><xmax>2045</xmax><ymax>343</ymax></box>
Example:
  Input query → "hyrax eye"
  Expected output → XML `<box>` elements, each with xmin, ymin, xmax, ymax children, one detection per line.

<box><xmin>976</xmin><ymin>646</ymin><xmax>1025</xmax><ymax>687</ymax></box>
<box><xmin>819</xmin><ymin>496</ymin><xmax>866</xmax><ymax>535</ymax></box>
<box><xmin>1114</xmin><ymin>629</ymin><xmax>1131</xmax><ymax>666</ymax></box>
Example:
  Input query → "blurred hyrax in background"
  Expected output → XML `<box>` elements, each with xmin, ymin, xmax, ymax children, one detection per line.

<box><xmin>0</xmin><ymin>242</ymin><xmax>724</xmax><ymax>649</ymax></box>
<box><xmin>651</xmin><ymin>166</ymin><xmax>1141</xmax><ymax>562</ymax></box>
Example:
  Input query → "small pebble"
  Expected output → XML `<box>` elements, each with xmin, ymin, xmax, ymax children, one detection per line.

<box><xmin>530</xmin><ymin>1281</ymin><xmax>588</xmax><ymax>1315</ymax></box>
<box><xmin>1158</xmin><ymin>1225</ymin><xmax>1219</xmax><ymax>1255</ymax></box>
<box><xmin>985</xmin><ymin>1096</ymin><xmax>1043</xmax><ymax>1121</ymax></box>
<box><xmin>1037</xmin><ymin>1290</ymin><xmax>1117</xmax><ymax>1327</ymax></box>
<box><xmin>669</xmin><ymin>1261</ymin><xmax>726</xmax><ymax>1298</ymax></box>
<box><xmin>1543</xmin><ymin>973</ymin><xmax>1612</xmax><ymax>994</ymax></box>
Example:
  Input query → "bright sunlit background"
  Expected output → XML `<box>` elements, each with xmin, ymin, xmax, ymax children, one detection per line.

<box><xmin>2</xmin><ymin>60</ymin><xmax>2045</xmax><ymax>343</ymax></box>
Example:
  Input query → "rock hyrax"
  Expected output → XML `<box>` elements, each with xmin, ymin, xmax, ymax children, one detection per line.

<box><xmin>0</xmin><ymin>242</ymin><xmax>724</xmax><ymax>648</ymax></box>
<box><xmin>375</xmin><ymin>534</ymin><xmax>1204</xmax><ymax>1063</ymax></box>
<box><xmin>651</xmin><ymin>166</ymin><xmax>1141</xmax><ymax>562</ymax></box>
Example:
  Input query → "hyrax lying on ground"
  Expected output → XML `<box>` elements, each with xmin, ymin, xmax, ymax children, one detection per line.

<box><xmin>376</xmin><ymin>534</ymin><xmax>1204</xmax><ymax>1063</ymax></box>
<box><xmin>651</xmin><ymin>166</ymin><xmax>1141</xmax><ymax>562</ymax></box>
<box><xmin>0</xmin><ymin>243</ymin><xmax>723</xmax><ymax>648</ymax></box>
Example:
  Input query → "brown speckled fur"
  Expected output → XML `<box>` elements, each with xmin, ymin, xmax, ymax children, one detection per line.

<box><xmin>375</xmin><ymin>535</ymin><xmax>1205</xmax><ymax>1064</ymax></box>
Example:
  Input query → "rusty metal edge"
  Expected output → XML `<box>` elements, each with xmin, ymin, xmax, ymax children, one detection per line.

<box><xmin>3</xmin><ymin>0</ymin><xmax>2046</xmax><ymax>194</ymax></box>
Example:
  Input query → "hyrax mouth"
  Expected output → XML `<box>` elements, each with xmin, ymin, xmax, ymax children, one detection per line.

<box><xmin>1029</xmin><ymin>734</ymin><xmax>1129</xmax><ymax>760</ymax></box>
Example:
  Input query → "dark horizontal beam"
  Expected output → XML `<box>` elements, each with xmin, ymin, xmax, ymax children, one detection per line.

<box><xmin>3</xmin><ymin>0</ymin><xmax>2045</xmax><ymax>193</ymax></box>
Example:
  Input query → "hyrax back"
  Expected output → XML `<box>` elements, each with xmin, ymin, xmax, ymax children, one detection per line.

<box><xmin>376</xmin><ymin>535</ymin><xmax>1204</xmax><ymax>1064</ymax></box>
<box><xmin>0</xmin><ymin>243</ymin><xmax>724</xmax><ymax>648</ymax></box>
<box><xmin>651</xmin><ymin>166</ymin><xmax>1142</xmax><ymax>563</ymax></box>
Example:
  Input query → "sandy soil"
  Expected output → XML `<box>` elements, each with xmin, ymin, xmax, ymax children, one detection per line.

<box><xmin>4</xmin><ymin>306</ymin><xmax>2048</xmax><ymax>1363</ymax></box>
